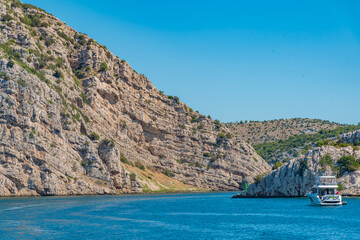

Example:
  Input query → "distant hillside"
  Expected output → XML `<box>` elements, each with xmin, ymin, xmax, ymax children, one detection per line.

<box><xmin>253</xmin><ymin>124</ymin><xmax>360</xmax><ymax>163</ymax></box>
<box><xmin>225</xmin><ymin>118</ymin><xmax>344</xmax><ymax>145</ymax></box>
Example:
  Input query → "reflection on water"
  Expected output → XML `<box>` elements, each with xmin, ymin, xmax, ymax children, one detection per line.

<box><xmin>0</xmin><ymin>193</ymin><xmax>359</xmax><ymax>239</ymax></box>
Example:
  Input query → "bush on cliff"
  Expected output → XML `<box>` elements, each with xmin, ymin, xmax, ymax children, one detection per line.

<box><xmin>89</xmin><ymin>132</ymin><xmax>100</xmax><ymax>140</ymax></box>
<box><xmin>272</xmin><ymin>161</ymin><xmax>283</xmax><ymax>170</ymax></box>
<box><xmin>162</xmin><ymin>169</ymin><xmax>175</xmax><ymax>178</ymax></box>
<box><xmin>135</xmin><ymin>161</ymin><xmax>145</xmax><ymax>171</ymax></box>
<box><xmin>337</xmin><ymin>155</ymin><xmax>360</xmax><ymax>175</ymax></box>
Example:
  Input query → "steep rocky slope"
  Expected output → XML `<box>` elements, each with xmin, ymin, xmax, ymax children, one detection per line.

<box><xmin>225</xmin><ymin>118</ymin><xmax>342</xmax><ymax>145</ymax></box>
<box><xmin>0</xmin><ymin>0</ymin><xmax>270</xmax><ymax>196</ymax></box>
<box><xmin>235</xmin><ymin>130</ymin><xmax>360</xmax><ymax>197</ymax></box>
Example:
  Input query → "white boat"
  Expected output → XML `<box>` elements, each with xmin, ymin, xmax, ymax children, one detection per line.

<box><xmin>306</xmin><ymin>175</ymin><xmax>344</xmax><ymax>206</ymax></box>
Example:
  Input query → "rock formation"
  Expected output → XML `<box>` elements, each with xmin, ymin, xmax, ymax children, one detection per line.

<box><xmin>235</xmin><ymin>131</ymin><xmax>360</xmax><ymax>197</ymax></box>
<box><xmin>0</xmin><ymin>0</ymin><xmax>270</xmax><ymax>196</ymax></box>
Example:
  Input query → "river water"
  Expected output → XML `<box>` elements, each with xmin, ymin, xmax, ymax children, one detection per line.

<box><xmin>0</xmin><ymin>192</ymin><xmax>359</xmax><ymax>239</ymax></box>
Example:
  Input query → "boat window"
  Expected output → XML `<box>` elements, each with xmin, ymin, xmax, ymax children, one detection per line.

<box><xmin>318</xmin><ymin>177</ymin><xmax>337</xmax><ymax>185</ymax></box>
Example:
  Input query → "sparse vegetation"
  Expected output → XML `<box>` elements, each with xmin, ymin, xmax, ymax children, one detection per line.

<box><xmin>320</xmin><ymin>154</ymin><xmax>333</xmax><ymax>167</ymax></box>
<box><xmin>272</xmin><ymin>161</ymin><xmax>283</xmax><ymax>170</ymax></box>
<box><xmin>337</xmin><ymin>155</ymin><xmax>360</xmax><ymax>175</ymax></box>
<box><xmin>89</xmin><ymin>132</ymin><xmax>100</xmax><ymax>141</ymax></box>
<box><xmin>17</xmin><ymin>79</ymin><xmax>26</xmax><ymax>87</ymax></box>
<box><xmin>130</xmin><ymin>172</ymin><xmax>136</xmax><ymax>181</ymax></box>
<box><xmin>102</xmin><ymin>138</ymin><xmax>115</xmax><ymax>147</ymax></box>
<box><xmin>7</xmin><ymin>61</ymin><xmax>14</xmax><ymax>68</ymax></box>
<box><xmin>80</xmin><ymin>91</ymin><xmax>89</xmax><ymax>104</ymax></box>
<box><xmin>120</xmin><ymin>153</ymin><xmax>129</xmax><ymax>164</ymax></box>
<box><xmin>296</xmin><ymin>159</ymin><xmax>308</xmax><ymax>176</ymax></box>
<box><xmin>100</xmin><ymin>62</ymin><xmax>108</xmax><ymax>72</ymax></box>
<box><xmin>254</xmin><ymin>173</ymin><xmax>266</xmax><ymax>184</ymax></box>
<box><xmin>135</xmin><ymin>161</ymin><xmax>145</xmax><ymax>171</ymax></box>
<box><xmin>162</xmin><ymin>169</ymin><xmax>175</xmax><ymax>178</ymax></box>
<box><xmin>29</xmin><ymin>128</ymin><xmax>36</xmax><ymax>139</ymax></box>
<box><xmin>53</xmin><ymin>69</ymin><xmax>63</xmax><ymax>78</ymax></box>
<box><xmin>254</xmin><ymin>124</ymin><xmax>360</xmax><ymax>162</ymax></box>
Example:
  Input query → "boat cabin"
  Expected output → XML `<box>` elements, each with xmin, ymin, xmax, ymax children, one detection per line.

<box><xmin>311</xmin><ymin>176</ymin><xmax>339</xmax><ymax>196</ymax></box>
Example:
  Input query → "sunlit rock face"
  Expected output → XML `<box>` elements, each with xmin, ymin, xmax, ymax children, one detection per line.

<box><xmin>0</xmin><ymin>0</ymin><xmax>270</xmax><ymax>196</ymax></box>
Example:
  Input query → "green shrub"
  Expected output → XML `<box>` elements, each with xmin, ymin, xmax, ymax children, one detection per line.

<box><xmin>130</xmin><ymin>172</ymin><xmax>137</xmax><ymax>181</ymax></box>
<box><xmin>337</xmin><ymin>155</ymin><xmax>360</xmax><ymax>174</ymax></box>
<box><xmin>44</xmin><ymin>38</ymin><xmax>55</xmax><ymax>47</ymax></box>
<box><xmin>203</xmin><ymin>152</ymin><xmax>212</xmax><ymax>157</ymax></box>
<box><xmin>272</xmin><ymin>161</ymin><xmax>283</xmax><ymax>170</ymax></box>
<box><xmin>100</xmin><ymin>62</ymin><xmax>108</xmax><ymax>72</ymax></box>
<box><xmin>7</xmin><ymin>61</ymin><xmax>14</xmax><ymax>68</ymax></box>
<box><xmin>2</xmin><ymin>14</ymin><xmax>13</xmax><ymax>22</ymax></box>
<box><xmin>0</xmin><ymin>72</ymin><xmax>10</xmax><ymax>81</ymax></box>
<box><xmin>175</xmin><ymin>159</ymin><xmax>184</xmax><ymax>164</ymax></box>
<box><xmin>162</xmin><ymin>169</ymin><xmax>175</xmax><ymax>178</ymax></box>
<box><xmin>191</xmin><ymin>114</ymin><xmax>199</xmax><ymax>123</ymax></box>
<box><xmin>283</xmin><ymin>158</ymin><xmax>291</xmax><ymax>162</ymax></box>
<box><xmin>120</xmin><ymin>153</ymin><xmax>129</xmax><ymax>164</ymax></box>
<box><xmin>338</xmin><ymin>183</ymin><xmax>345</xmax><ymax>191</ymax></box>
<box><xmin>75</xmin><ymin>69</ymin><xmax>86</xmax><ymax>79</ymax></box>
<box><xmin>225</xmin><ymin>132</ymin><xmax>232</xmax><ymax>139</ymax></box>
<box><xmin>218</xmin><ymin>133</ymin><xmax>225</xmax><ymax>139</ymax></box>
<box><xmin>296</xmin><ymin>159</ymin><xmax>308</xmax><ymax>176</ymax></box>
<box><xmin>53</xmin><ymin>70</ymin><xmax>63</xmax><ymax>78</ymax></box>
<box><xmin>80</xmin><ymin>91</ymin><xmax>89</xmax><ymax>104</ymax></box>
<box><xmin>17</xmin><ymin>79</ymin><xmax>26</xmax><ymax>87</ymax></box>
<box><xmin>29</xmin><ymin>128</ymin><xmax>36</xmax><ymax>139</ymax></box>
<box><xmin>89</xmin><ymin>132</ymin><xmax>100</xmax><ymax>140</ymax></box>
<box><xmin>254</xmin><ymin>173</ymin><xmax>266</xmax><ymax>184</ymax></box>
<box><xmin>57</xmin><ymin>31</ymin><xmax>75</xmax><ymax>44</ymax></box>
<box><xmin>102</xmin><ymin>138</ymin><xmax>115</xmax><ymax>147</ymax></box>
<box><xmin>320</xmin><ymin>154</ymin><xmax>333</xmax><ymax>166</ymax></box>
<box><xmin>21</xmin><ymin>14</ymin><xmax>44</xmax><ymax>27</ymax></box>
<box><xmin>135</xmin><ymin>161</ymin><xmax>145</xmax><ymax>170</ymax></box>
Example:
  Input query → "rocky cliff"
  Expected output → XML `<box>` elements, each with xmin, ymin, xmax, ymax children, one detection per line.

<box><xmin>0</xmin><ymin>0</ymin><xmax>270</xmax><ymax>196</ymax></box>
<box><xmin>235</xmin><ymin>130</ymin><xmax>360</xmax><ymax>197</ymax></box>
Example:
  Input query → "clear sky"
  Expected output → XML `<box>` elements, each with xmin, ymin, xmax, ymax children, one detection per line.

<box><xmin>23</xmin><ymin>0</ymin><xmax>360</xmax><ymax>124</ymax></box>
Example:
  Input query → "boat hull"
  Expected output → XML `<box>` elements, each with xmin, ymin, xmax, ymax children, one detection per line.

<box><xmin>306</xmin><ymin>193</ymin><xmax>342</xmax><ymax>206</ymax></box>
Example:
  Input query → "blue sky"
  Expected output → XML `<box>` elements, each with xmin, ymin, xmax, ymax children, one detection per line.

<box><xmin>23</xmin><ymin>0</ymin><xmax>360</xmax><ymax>124</ymax></box>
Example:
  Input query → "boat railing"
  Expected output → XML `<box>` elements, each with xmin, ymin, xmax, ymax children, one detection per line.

<box><xmin>317</xmin><ymin>181</ymin><xmax>337</xmax><ymax>186</ymax></box>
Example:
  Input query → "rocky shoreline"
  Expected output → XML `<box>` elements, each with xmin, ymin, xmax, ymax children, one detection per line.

<box><xmin>232</xmin><ymin>130</ymin><xmax>360</xmax><ymax>198</ymax></box>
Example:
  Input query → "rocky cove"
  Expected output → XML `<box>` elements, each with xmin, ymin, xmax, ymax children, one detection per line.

<box><xmin>234</xmin><ymin>130</ymin><xmax>360</xmax><ymax>198</ymax></box>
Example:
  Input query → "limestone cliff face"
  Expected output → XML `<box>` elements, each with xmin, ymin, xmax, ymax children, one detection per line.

<box><xmin>0</xmin><ymin>1</ymin><xmax>270</xmax><ymax>196</ymax></box>
<box><xmin>237</xmin><ymin>131</ymin><xmax>360</xmax><ymax>197</ymax></box>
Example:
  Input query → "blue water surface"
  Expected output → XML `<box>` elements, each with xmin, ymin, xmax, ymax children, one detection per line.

<box><xmin>0</xmin><ymin>192</ymin><xmax>359</xmax><ymax>240</ymax></box>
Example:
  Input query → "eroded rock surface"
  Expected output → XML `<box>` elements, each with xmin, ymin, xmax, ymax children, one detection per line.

<box><xmin>236</xmin><ymin>145</ymin><xmax>360</xmax><ymax>197</ymax></box>
<box><xmin>0</xmin><ymin>1</ymin><xmax>270</xmax><ymax>196</ymax></box>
